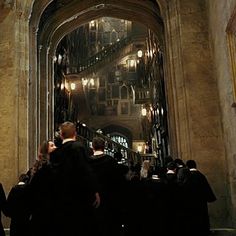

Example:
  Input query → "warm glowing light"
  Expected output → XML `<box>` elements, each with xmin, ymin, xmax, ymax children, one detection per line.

<box><xmin>70</xmin><ymin>83</ymin><xmax>76</xmax><ymax>90</ymax></box>
<box><xmin>161</xmin><ymin>108</ymin><xmax>164</xmax><ymax>115</ymax></box>
<box><xmin>60</xmin><ymin>83</ymin><xmax>64</xmax><ymax>90</ymax></box>
<box><xmin>90</xmin><ymin>20</ymin><xmax>95</xmax><ymax>27</ymax></box>
<box><xmin>137</xmin><ymin>145</ymin><xmax>142</xmax><ymax>153</ymax></box>
<box><xmin>137</xmin><ymin>50</ymin><xmax>143</xmax><ymax>58</ymax></box>
<box><xmin>130</xmin><ymin>59</ymin><xmax>135</xmax><ymax>67</ymax></box>
<box><xmin>90</xmin><ymin>78</ymin><xmax>95</xmax><ymax>86</ymax></box>
<box><xmin>64</xmin><ymin>81</ymin><xmax>69</xmax><ymax>90</ymax></box>
<box><xmin>141</xmin><ymin>108</ymin><xmax>147</xmax><ymax>116</ymax></box>
<box><xmin>58</xmin><ymin>54</ymin><xmax>62</xmax><ymax>64</ymax></box>
<box><xmin>82</xmin><ymin>78</ymin><xmax>88</xmax><ymax>86</ymax></box>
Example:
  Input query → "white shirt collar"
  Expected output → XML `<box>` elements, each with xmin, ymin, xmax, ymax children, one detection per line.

<box><xmin>190</xmin><ymin>168</ymin><xmax>197</xmax><ymax>171</ymax></box>
<box><xmin>18</xmin><ymin>182</ymin><xmax>25</xmax><ymax>185</ymax></box>
<box><xmin>167</xmin><ymin>170</ymin><xmax>175</xmax><ymax>174</ymax></box>
<box><xmin>93</xmin><ymin>150</ymin><xmax>104</xmax><ymax>156</ymax></box>
<box><xmin>62</xmin><ymin>138</ymin><xmax>75</xmax><ymax>144</ymax></box>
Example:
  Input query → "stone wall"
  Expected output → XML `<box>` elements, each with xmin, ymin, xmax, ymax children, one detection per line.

<box><xmin>0</xmin><ymin>0</ymin><xmax>235</xmax><ymax>230</ymax></box>
<box><xmin>0</xmin><ymin>9</ymin><xmax>18</xmax><ymax>192</ymax></box>
<box><xmin>0</xmin><ymin>0</ymin><xmax>32</xmax><ymax>227</ymax></box>
<box><xmin>207</xmin><ymin>0</ymin><xmax>236</xmax><ymax>227</ymax></box>
<box><xmin>163</xmin><ymin>0</ymin><xmax>230</xmax><ymax>227</ymax></box>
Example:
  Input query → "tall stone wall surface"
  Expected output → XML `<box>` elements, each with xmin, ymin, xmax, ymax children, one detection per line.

<box><xmin>0</xmin><ymin>0</ymin><xmax>32</xmax><ymax>228</ymax></box>
<box><xmin>208</xmin><ymin>0</ymin><xmax>236</xmax><ymax>228</ymax></box>
<box><xmin>0</xmin><ymin>9</ymin><xmax>19</xmax><ymax>193</ymax></box>
<box><xmin>164</xmin><ymin>0</ymin><xmax>230</xmax><ymax>227</ymax></box>
<box><xmin>0</xmin><ymin>7</ymin><xmax>18</xmax><ymax>229</ymax></box>
<box><xmin>0</xmin><ymin>2</ymin><xmax>31</xmax><ymax>193</ymax></box>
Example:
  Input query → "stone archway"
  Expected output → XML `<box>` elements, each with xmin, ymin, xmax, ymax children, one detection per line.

<box><xmin>102</xmin><ymin>124</ymin><xmax>133</xmax><ymax>148</ymax></box>
<box><xmin>29</xmin><ymin>0</ymin><xmax>166</xmax><ymax>155</ymax></box>
<box><xmin>27</xmin><ymin>0</ymin><xmax>230</xmax><ymax>228</ymax></box>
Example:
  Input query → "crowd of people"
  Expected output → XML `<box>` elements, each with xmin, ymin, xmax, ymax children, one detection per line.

<box><xmin>0</xmin><ymin>121</ymin><xmax>216</xmax><ymax>236</ymax></box>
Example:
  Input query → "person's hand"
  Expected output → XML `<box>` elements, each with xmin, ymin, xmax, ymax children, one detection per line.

<box><xmin>93</xmin><ymin>192</ymin><xmax>100</xmax><ymax>208</ymax></box>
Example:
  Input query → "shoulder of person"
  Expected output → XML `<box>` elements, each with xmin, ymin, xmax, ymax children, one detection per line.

<box><xmin>71</xmin><ymin>141</ymin><xmax>85</xmax><ymax>149</ymax></box>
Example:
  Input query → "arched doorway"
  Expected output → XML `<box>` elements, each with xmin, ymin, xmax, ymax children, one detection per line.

<box><xmin>24</xmin><ymin>0</ymin><xmax>231</xmax><ymax>229</ymax></box>
<box><xmin>29</xmin><ymin>0</ymin><xmax>170</xmax><ymax>164</ymax></box>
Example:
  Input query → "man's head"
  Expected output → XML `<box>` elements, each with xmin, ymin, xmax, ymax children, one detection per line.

<box><xmin>174</xmin><ymin>158</ymin><xmax>185</xmax><ymax>167</ymax></box>
<box><xmin>92</xmin><ymin>137</ymin><xmax>105</xmax><ymax>151</ymax></box>
<box><xmin>186</xmin><ymin>159</ymin><xmax>197</xmax><ymax>169</ymax></box>
<box><xmin>60</xmin><ymin>121</ymin><xmax>76</xmax><ymax>140</ymax></box>
<box><xmin>19</xmin><ymin>173</ymin><xmax>29</xmax><ymax>183</ymax></box>
<box><xmin>167</xmin><ymin>161</ymin><xmax>177</xmax><ymax>171</ymax></box>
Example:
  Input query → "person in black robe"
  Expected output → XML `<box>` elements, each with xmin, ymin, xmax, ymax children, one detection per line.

<box><xmin>185</xmin><ymin>159</ymin><xmax>217</xmax><ymax>236</ymax></box>
<box><xmin>0</xmin><ymin>183</ymin><xmax>7</xmax><ymax>236</ymax></box>
<box><xmin>6</xmin><ymin>174</ymin><xmax>31</xmax><ymax>236</ymax></box>
<box><xmin>28</xmin><ymin>140</ymin><xmax>57</xmax><ymax>236</ymax></box>
<box><xmin>49</xmin><ymin>121</ymin><xmax>100</xmax><ymax>236</ymax></box>
<box><xmin>88</xmin><ymin>137</ymin><xmax>126</xmax><ymax>236</ymax></box>
<box><xmin>163</xmin><ymin>161</ymin><xmax>180</xmax><ymax>236</ymax></box>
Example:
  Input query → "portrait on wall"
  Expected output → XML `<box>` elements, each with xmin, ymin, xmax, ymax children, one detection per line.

<box><xmin>121</xmin><ymin>102</ymin><xmax>129</xmax><ymax>115</ymax></box>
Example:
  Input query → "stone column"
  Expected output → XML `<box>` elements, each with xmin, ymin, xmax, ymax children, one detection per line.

<box><xmin>0</xmin><ymin>0</ymin><xmax>33</xmax><ymax>227</ymax></box>
<box><xmin>163</xmin><ymin>0</ymin><xmax>230</xmax><ymax>227</ymax></box>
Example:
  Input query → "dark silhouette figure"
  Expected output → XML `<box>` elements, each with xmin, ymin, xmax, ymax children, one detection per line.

<box><xmin>114</xmin><ymin>148</ymin><xmax>123</xmax><ymax>162</ymax></box>
<box><xmin>0</xmin><ymin>183</ymin><xmax>7</xmax><ymax>236</ymax></box>
<box><xmin>88</xmin><ymin>137</ymin><xmax>126</xmax><ymax>236</ymax></box>
<box><xmin>7</xmin><ymin>174</ymin><xmax>31</xmax><ymax>236</ymax></box>
<box><xmin>185</xmin><ymin>159</ymin><xmax>217</xmax><ymax>236</ymax></box>
<box><xmin>49</xmin><ymin>122</ymin><xmax>100</xmax><ymax>236</ymax></box>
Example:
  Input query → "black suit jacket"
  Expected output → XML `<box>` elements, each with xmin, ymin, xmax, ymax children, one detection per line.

<box><xmin>49</xmin><ymin>140</ymin><xmax>99</xmax><ymax>236</ymax></box>
<box><xmin>7</xmin><ymin>183</ymin><xmax>31</xmax><ymax>236</ymax></box>
<box><xmin>28</xmin><ymin>141</ymin><xmax>99</xmax><ymax>236</ymax></box>
<box><xmin>0</xmin><ymin>183</ymin><xmax>7</xmax><ymax>236</ymax></box>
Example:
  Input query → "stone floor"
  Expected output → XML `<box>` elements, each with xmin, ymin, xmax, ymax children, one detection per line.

<box><xmin>4</xmin><ymin>228</ymin><xmax>236</xmax><ymax>236</ymax></box>
<box><xmin>211</xmin><ymin>229</ymin><xmax>236</xmax><ymax>236</ymax></box>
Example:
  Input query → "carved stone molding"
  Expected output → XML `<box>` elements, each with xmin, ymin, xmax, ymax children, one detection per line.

<box><xmin>226</xmin><ymin>6</ymin><xmax>236</xmax><ymax>107</ymax></box>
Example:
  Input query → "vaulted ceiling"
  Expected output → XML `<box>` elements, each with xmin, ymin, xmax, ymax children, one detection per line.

<box><xmin>31</xmin><ymin>0</ymin><xmax>164</xmax><ymax>56</ymax></box>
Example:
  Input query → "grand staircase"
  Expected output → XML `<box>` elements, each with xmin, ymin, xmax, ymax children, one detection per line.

<box><xmin>66</xmin><ymin>35</ymin><xmax>139</xmax><ymax>77</ymax></box>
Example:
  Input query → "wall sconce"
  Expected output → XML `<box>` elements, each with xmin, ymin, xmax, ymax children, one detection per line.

<box><xmin>137</xmin><ymin>50</ymin><xmax>143</xmax><ymax>58</ymax></box>
<box><xmin>90</xmin><ymin>20</ymin><xmax>95</xmax><ymax>29</ymax></box>
<box><xmin>129</xmin><ymin>59</ymin><xmax>135</xmax><ymax>67</ymax></box>
<box><xmin>127</xmin><ymin>59</ymin><xmax>136</xmax><ymax>72</ymax></box>
<box><xmin>137</xmin><ymin>144</ymin><xmax>142</xmax><ymax>153</ymax></box>
<box><xmin>89</xmin><ymin>78</ymin><xmax>95</xmax><ymax>87</ymax></box>
<box><xmin>70</xmin><ymin>83</ymin><xmax>76</xmax><ymax>90</ymax></box>
<box><xmin>141</xmin><ymin>107</ymin><xmax>147</xmax><ymax>116</ymax></box>
<box><xmin>60</xmin><ymin>83</ymin><xmax>65</xmax><ymax>90</ymax></box>
<box><xmin>82</xmin><ymin>78</ymin><xmax>88</xmax><ymax>86</ymax></box>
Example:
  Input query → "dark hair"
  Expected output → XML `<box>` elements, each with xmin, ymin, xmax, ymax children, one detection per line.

<box><xmin>167</xmin><ymin>161</ymin><xmax>177</xmax><ymax>170</ymax></box>
<box><xmin>174</xmin><ymin>158</ymin><xmax>185</xmax><ymax>167</ymax></box>
<box><xmin>60</xmin><ymin>121</ymin><xmax>76</xmax><ymax>139</ymax></box>
<box><xmin>92</xmin><ymin>137</ymin><xmax>105</xmax><ymax>151</ymax></box>
<box><xmin>186</xmin><ymin>159</ymin><xmax>197</xmax><ymax>169</ymax></box>
<box><xmin>38</xmin><ymin>140</ymin><xmax>49</xmax><ymax>160</ymax></box>
<box><xmin>19</xmin><ymin>173</ymin><xmax>29</xmax><ymax>183</ymax></box>
<box><xmin>164</xmin><ymin>155</ymin><xmax>173</xmax><ymax>166</ymax></box>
